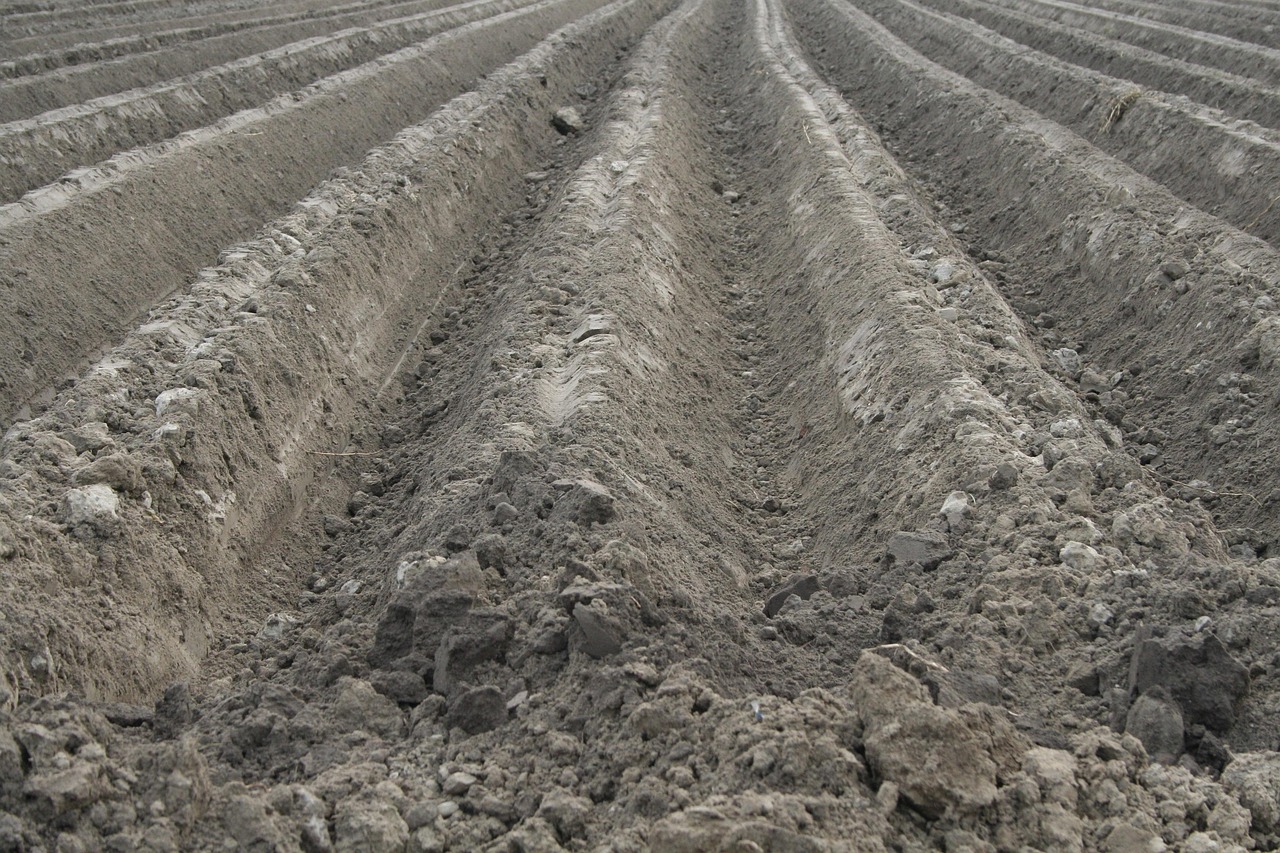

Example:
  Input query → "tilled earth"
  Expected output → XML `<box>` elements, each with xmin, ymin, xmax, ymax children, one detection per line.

<box><xmin>2</xmin><ymin>0</ymin><xmax>1280</xmax><ymax>849</ymax></box>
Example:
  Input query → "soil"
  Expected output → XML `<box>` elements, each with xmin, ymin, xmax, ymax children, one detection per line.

<box><xmin>2</xmin><ymin>0</ymin><xmax>1280</xmax><ymax>849</ymax></box>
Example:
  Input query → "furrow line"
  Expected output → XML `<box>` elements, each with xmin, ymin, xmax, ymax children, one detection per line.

<box><xmin>0</xmin><ymin>0</ymin><xmax>671</xmax><ymax>703</ymax></box>
<box><xmin>791</xmin><ymin>0</ymin><xmax>1280</xmax><ymax>565</ymax></box>
<box><xmin>0</xmin><ymin>0</ymin><xmax>607</xmax><ymax>429</ymax></box>
<box><xmin>1</xmin><ymin>0</ymin><xmax>321</xmax><ymax>37</ymax></box>
<box><xmin>747</xmin><ymin>0</ymin><xmax>1236</xmax><ymax>749</ymax></box>
<box><xmin>995</xmin><ymin>0</ymin><xmax>1280</xmax><ymax>86</ymax></box>
<box><xmin>921</xmin><ymin>0</ymin><xmax>1280</xmax><ymax>129</ymax></box>
<box><xmin>1060</xmin><ymin>0</ymin><xmax>1280</xmax><ymax>49</ymax></box>
<box><xmin>0</xmin><ymin>0</ymin><xmax>530</xmax><ymax>202</ymax></box>
<box><xmin>0</xmin><ymin>0</ymin><xmax>457</xmax><ymax>121</ymax></box>
<box><xmin>855</xmin><ymin>0</ymin><xmax>1280</xmax><ymax>247</ymax></box>
<box><xmin>0</xmin><ymin>0</ymin><xmax>452</xmax><ymax>73</ymax></box>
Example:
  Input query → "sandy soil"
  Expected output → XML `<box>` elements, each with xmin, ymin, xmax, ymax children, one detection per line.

<box><xmin>2</xmin><ymin>0</ymin><xmax>1280</xmax><ymax>848</ymax></box>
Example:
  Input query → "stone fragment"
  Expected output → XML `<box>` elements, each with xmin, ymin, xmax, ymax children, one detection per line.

<box><xmin>551</xmin><ymin>478</ymin><xmax>616</xmax><ymax>526</ymax></box>
<box><xmin>0</xmin><ymin>519</ymin><xmax>14</xmax><ymax>560</ymax></box>
<box><xmin>1051</xmin><ymin>348</ymin><xmax>1082</xmax><ymax>379</ymax></box>
<box><xmin>1124</xmin><ymin>685</ymin><xmax>1184</xmax><ymax>763</ymax></box>
<box><xmin>886</xmin><ymin>530</ymin><xmax>952</xmax><ymax>570</ymax></box>
<box><xmin>1087</xmin><ymin>602</ymin><xmax>1114</xmax><ymax>631</ymax></box>
<box><xmin>74</xmin><ymin>453</ymin><xmax>143</xmax><ymax>493</ymax></box>
<box><xmin>61</xmin><ymin>422</ymin><xmax>113</xmax><ymax>454</ymax></box>
<box><xmin>331</xmin><ymin>678</ymin><xmax>403</xmax><ymax>739</ymax></box>
<box><xmin>444</xmin><ymin>686</ymin><xmax>508</xmax><ymax>735</ymax></box>
<box><xmin>24</xmin><ymin>761</ymin><xmax>111</xmax><ymax>820</ymax></box>
<box><xmin>1066</xmin><ymin>663</ymin><xmax>1100</xmax><ymax>697</ymax></box>
<box><xmin>1161</xmin><ymin>258</ymin><xmax>1189</xmax><ymax>280</ymax></box>
<box><xmin>851</xmin><ymin>654</ymin><xmax>1001</xmax><ymax>817</ymax></box>
<box><xmin>922</xmin><ymin>669</ymin><xmax>1001</xmax><ymax>709</ymax></box>
<box><xmin>492</xmin><ymin>502</ymin><xmax>520</xmax><ymax>525</ymax></box>
<box><xmin>370</xmin><ymin>670</ymin><xmax>428</xmax><ymax>706</ymax></box>
<box><xmin>938</xmin><ymin>491</ymin><xmax>972</xmax><ymax>532</ymax></box>
<box><xmin>763</xmin><ymin>573</ymin><xmax>820</xmax><ymax>618</ymax></box>
<box><xmin>1060</xmin><ymin>542</ymin><xmax>1103</xmax><ymax>572</ymax></box>
<box><xmin>223</xmin><ymin>794</ymin><xmax>290</xmax><ymax>851</ymax></box>
<box><xmin>989</xmin><ymin>462</ymin><xmax>1018</xmax><ymax>489</ymax></box>
<box><xmin>537</xmin><ymin>789</ymin><xmax>592</xmax><ymax>841</ymax></box>
<box><xmin>551</xmin><ymin>107</ymin><xmax>584</xmax><ymax>135</ymax></box>
<box><xmin>155</xmin><ymin>388</ymin><xmax>203</xmax><ymax>418</ymax></box>
<box><xmin>333</xmin><ymin>800</ymin><xmax>408</xmax><ymax>853</ymax></box>
<box><xmin>60</xmin><ymin>484</ymin><xmax>121</xmax><ymax>537</ymax></box>
<box><xmin>1129</xmin><ymin>628</ymin><xmax>1249</xmax><ymax>733</ymax></box>
<box><xmin>0</xmin><ymin>732</ymin><xmax>24</xmax><ymax>798</ymax></box>
<box><xmin>259</xmin><ymin>612</ymin><xmax>300</xmax><ymax>641</ymax></box>
<box><xmin>1104</xmin><ymin>823</ymin><xmax>1166</xmax><ymax>853</ymax></box>
<box><xmin>1113</xmin><ymin>502</ymin><xmax>1189</xmax><ymax>557</ymax></box>
<box><xmin>1222</xmin><ymin>752</ymin><xmax>1280</xmax><ymax>833</ymax></box>
<box><xmin>572</xmin><ymin>601</ymin><xmax>623</xmax><ymax>658</ymax></box>
<box><xmin>432</xmin><ymin>613</ymin><xmax>512</xmax><ymax>695</ymax></box>
<box><xmin>1079</xmin><ymin>369</ymin><xmax>1111</xmax><ymax>394</ymax></box>
<box><xmin>442</xmin><ymin>772</ymin><xmax>477</xmax><ymax>797</ymax></box>
<box><xmin>473</xmin><ymin>533</ymin><xmax>507</xmax><ymax>571</ymax></box>
<box><xmin>153</xmin><ymin>682</ymin><xmax>194</xmax><ymax>739</ymax></box>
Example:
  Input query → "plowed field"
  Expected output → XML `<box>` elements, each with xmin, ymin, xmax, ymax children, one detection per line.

<box><xmin>2</xmin><ymin>0</ymin><xmax>1280</xmax><ymax>848</ymax></box>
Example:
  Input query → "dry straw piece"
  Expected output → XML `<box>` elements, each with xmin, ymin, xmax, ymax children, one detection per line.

<box><xmin>1102</xmin><ymin>87</ymin><xmax>1142</xmax><ymax>133</ymax></box>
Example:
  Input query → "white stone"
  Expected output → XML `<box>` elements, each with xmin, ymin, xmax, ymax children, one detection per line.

<box><xmin>939</xmin><ymin>491</ymin><xmax>972</xmax><ymax>531</ymax></box>
<box><xmin>1051</xmin><ymin>348</ymin><xmax>1081</xmax><ymax>377</ymax></box>
<box><xmin>1049</xmin><ymin>418</ymin><xmax>1084</xmax><ymax>439</ymax></box>
<box><xmin>259</xmin><ymin>613</ymin><xmax>300</xmax><ymax>640</ymax></box>
<box><xmin>1087</xmin><ymin>602</ymin><xmax>1114</xmax><ymax>629</ymax></box>
<box><xmin>1060</xmin><ymin>541</ymin><xmax>1103</xmax><ymax>571</ymax></box>
<box><xmin>155</xmin><ymin>388</ymin><xmax>202</xmax><ymax>417</ymax></box>
<box><xmin>62</xmin><ymin>484</ymin><xmax>120</xmax><ymax>535</ymax></box>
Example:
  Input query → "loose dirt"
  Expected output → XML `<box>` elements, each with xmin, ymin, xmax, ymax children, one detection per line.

<box><xmin>2</xmin><ymin>0</ymin><xmax>1280</xmax><ymax>849</ymax></box>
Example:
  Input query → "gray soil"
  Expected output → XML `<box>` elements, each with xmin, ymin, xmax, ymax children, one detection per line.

<box><xmin>2</xmin><ymin>0</ymin><xmax>1280</xmax><ymax>849</ymax></box>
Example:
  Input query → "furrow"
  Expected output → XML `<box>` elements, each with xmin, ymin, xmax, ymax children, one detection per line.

<box><xmin>744</xmin><ymin>0</ymin><xmax>1239</xmax><ymax>750</ymax></box>
<box><xmin>920</xmin><ymin>0</ymin><xmax>1280</xmax><ymax>129</ymax></box>
<box><xmin>0</xmin><ymin>0</ymin><xmax>608</xmax><ymax>429</ymax></box>
<box><xmin>1056</xmin><ymin>0</ymin><xmax>1280</xmax><ymax>49</ymax></box>
<box><xmin>0</xmin><ymin>0</ymin><xmax>458</xmax><ymax>122</ymax></box>
<box><xmin>2</xmin><ymin>0</ymin><xmax>317</xmax><ymax>37</ymax></box>
<box><xmin>0</xmin><ymin>0</ymin><xmax>529</xmax><ymax>202</ymax></box>
<box><xmin>790</xmin><ymin>0</ymin><xmax>1280</xmax><ymax>560</ymax></box>
<box><xmin>995</xmin><ymin>0</ymin><xmax>1280</xmax><ymax>86</ymax></box>
<box><xmin>855</xmin><ymin>0</ymin><xmax>1280</xmax><ymax>248</ymax></box>
<box><xmin>0</xmin><ymin>0</ymin><xmax>671</xmax><ymax>703</ymax></box>
<box><xmin>0</xmin><ymin>0</ymin><xmax>450</xmax><ymax>73</ymax></box>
